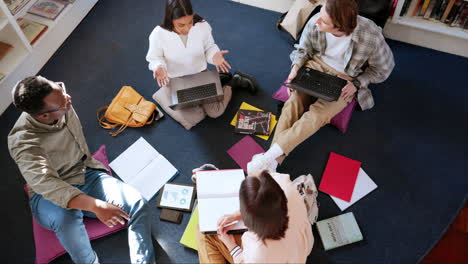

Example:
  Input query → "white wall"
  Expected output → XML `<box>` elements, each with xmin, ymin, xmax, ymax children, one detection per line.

<box><xmin>231</xmin><ymin>0</ymin><xmax>295</xmax><ymax>13</ymax></box>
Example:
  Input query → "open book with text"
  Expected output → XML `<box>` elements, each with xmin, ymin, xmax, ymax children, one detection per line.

<box><xmin>196</xmin><ymin>169</ymin><xmax>247</xmax><ymax>234</ymax></box>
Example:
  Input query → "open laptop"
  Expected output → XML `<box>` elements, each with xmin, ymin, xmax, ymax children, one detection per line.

<box><xmin>169</xmin><ymin>70</ymin><xmax>224</xmax><ymax>110</ymax></box>
<box><xmin>284</xmin><ymin>66</ymin><xmax>347</xmax><ymax>101</ymax></box>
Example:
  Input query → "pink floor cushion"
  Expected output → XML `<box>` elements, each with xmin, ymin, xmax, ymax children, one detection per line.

<box><xmin>331</xmin><ymin>98</ymin><xmax>357</xmax><ymax>133</ymax></box>
<box><xmin>26</xmin><ymin>145</ymin><xmax>125</xmax><ymax>264</ymax></box>
<box><xmin>272</xmin><ymin>83</ymin><xmax>290</xmax><ymax>102</ymax></box>
<box><xmin>272</xmin><ymin>84</ymin><xmax>356</xmax><ymax>133</ymax></box>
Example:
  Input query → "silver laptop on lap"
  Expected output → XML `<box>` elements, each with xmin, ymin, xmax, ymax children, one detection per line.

<box><xmin>169</xmin><ymin>70</ymin><xmax>224</xmax><ymax>110</ymax></box>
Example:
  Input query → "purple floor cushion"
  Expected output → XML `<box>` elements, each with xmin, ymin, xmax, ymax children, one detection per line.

<box><xmin>27</xmin><ymin>145</ymin><xmax>126</xmax><ymax>264</ymax></box>
<box><xmin>272</xmin><ymin>84</ymin><xmax>357</xmax><ymax>133</ymax></box>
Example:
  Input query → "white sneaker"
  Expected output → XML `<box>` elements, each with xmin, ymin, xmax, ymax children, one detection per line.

<box><xmin>93</xmin><ymin>251</ymin><xmax>100</xmax><ymax>264</ymax></box>
<box><xmin>191</xmin><ymin>164</ymin><xmax>219</xmax><ymax>183</ymax></box>
<box><xmin>247</xmin><ymin>153</ymin><xmax>278</xmax><ymax>176</ymax></box>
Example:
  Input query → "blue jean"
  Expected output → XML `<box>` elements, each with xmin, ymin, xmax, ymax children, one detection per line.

<box><xmin>30</xmin><ymin>168</ymin><xmax>155</xmax><ymax>263</ymax></box>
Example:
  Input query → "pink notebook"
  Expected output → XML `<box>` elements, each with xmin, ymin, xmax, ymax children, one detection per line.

<box><xmin>227</xmin><ymin>135</ymin><xmax>265</xmax><ymax>172</ymax></box>
<box><xmin>319</xmin><ymin>152</ymin><xmax>361</xmax><ymax>202</ymax></box>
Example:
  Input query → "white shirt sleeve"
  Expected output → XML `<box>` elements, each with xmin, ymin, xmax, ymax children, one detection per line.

<box><xmin>202</xmin><ymin>22</ymin><xmax>220</xmax><ymax>65</ymax></box>
<box><xmin>146</xmin><ymin>27</ymin><xmax>167</xmax><ymax>72</ymax></box>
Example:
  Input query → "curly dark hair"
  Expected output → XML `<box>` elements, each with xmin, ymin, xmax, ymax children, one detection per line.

<box><xmin>240</xmin><ymin>171</ymin><xmax>289</xmax><ymax>243</ymax></box>
<box><xmin>12</xmin><ymin>76</ymin><xmax>53</xmax><ymax>114</ymax></box>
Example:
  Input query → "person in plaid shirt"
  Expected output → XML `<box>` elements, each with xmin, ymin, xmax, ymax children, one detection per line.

<box><xmin>248</xmin><ymin>0</ymin><xmax>395</xmax><ymax>174</ymax></box>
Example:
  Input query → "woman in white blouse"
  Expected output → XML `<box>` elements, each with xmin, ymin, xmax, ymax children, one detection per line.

<box><xmin>146</xmin><ymin>0</ymin><xmax>256</xmax><ymax>120</ymax></box>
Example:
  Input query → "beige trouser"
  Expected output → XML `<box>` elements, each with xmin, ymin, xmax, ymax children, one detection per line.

<box><xmin>196</xmin><ymin>226</ymin><xmax>243</xmax><ymax>264</ymax></box>
<box><xmin>272</xmin><ymin>57</ymin><xmax>353</xmax><ymax>163</ymax></box>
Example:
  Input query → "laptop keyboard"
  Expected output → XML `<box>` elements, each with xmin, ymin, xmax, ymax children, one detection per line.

<box><xmin>177</xmin><ymin>83</ymin><xmax>218</xmax><ymax>103</ymax></box>
<box><xmin>293</xmin><ymin>67</ymin><xmax>346</xmax><ymax>101</ymax></box>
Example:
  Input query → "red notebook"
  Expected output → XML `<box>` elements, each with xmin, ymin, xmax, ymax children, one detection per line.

<box><xmin>319</xmin><ymin>152</ymin><xmax>361</xmax><ymax>202</ymax></box>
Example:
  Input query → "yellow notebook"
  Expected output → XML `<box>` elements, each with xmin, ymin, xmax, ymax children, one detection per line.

<box><xmin>230</xmin><ymin>102</ymin><xmax>277</xmax><ymax>140</ymax></box>
<box><xmin>179</xmin><ymin>205</ymin><xmax>199</xmax><ymax>250</ymax></box>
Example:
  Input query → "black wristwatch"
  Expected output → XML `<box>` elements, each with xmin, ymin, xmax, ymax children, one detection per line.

<box><xmin>352</xmin><ymin>79</ymin><xmax>361</xmax><ymax>90</ymax></box>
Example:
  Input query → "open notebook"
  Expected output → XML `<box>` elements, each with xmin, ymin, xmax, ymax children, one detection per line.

<box><xmin>196</xmin><ymin>169</ymin><xmax>247</xmax><ymax>234</ymax></box>
<box><xmin>109</xmin><ymin>137</ymin><xmax>179</xmax><ymax>201</ymax></box>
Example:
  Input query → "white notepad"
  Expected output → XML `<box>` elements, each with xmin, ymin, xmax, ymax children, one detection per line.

<box><xmin>330</xmin><ymin>168</ymin><xmax>377</xmax><ymax>211</ymax></box>
<box><xmin>196</xmin><ymin>169</ymin><xmax>247</xmax><ymax>233</ymax></box>
<box><xmin>109</xmin><ymin>137</ymin><xmax>178</xmax><ymax>201</ymax></box>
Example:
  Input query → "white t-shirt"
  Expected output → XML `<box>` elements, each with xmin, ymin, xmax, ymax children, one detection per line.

<box><xmin>320</xmin><ymin>32</ymin><xmax>352</xmax><ymax>74</ymax></box>
<box><xmin>146</xmin><ymin>21</ymin><xmax>220</xmax><ymax>78</ymax></box>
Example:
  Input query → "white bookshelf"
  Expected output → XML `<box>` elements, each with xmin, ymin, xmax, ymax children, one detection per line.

<box><xmin>384</xmin><ymin>0</ymin><xmax>468</xmax><ymax>58</ymax></box>
<box><xmin>0</xmin><ymin>0</ymin><xmax>98</xmax><ymax>115</ymax></box>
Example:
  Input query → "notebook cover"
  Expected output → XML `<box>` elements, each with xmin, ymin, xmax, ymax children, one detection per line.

<box><xmin>226</xmin><ymin>135</ymin><xmax>265</xmax><ymax>172</ymax></box>
<box><xmin>235</xmin><ymin>109</ymin><xmax>271</xmax><ymax>136</ymax></box>
<box><xmin>180</xmin><ymin>204</ymin><xmax>199</xmax><ymax>250</ymax></box>
<box><xmin>319</xmin><ymin>152</ymin><xmax>361</xmax><ymax>202</ymax></box>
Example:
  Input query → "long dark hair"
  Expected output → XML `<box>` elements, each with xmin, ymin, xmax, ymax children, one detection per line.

<box><xmin>161</xmin><ymin>0</ymin><xmax>204</xmax><ymax>31</ymax></box>
<box><xmin>239</xmin><ymin>171</ymin><xmax>289</xmax><ymax>243</ymax></box>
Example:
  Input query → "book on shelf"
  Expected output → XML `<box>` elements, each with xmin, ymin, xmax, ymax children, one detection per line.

<box><xmin>4</xmin><ymin>0</ymin><xmax>31</xmax><ymax>15</ymax></box>
<box><xmin>17</xmin><ymin>18</ymin><xmax>48</xmax><ymax>45</ymax></box>
<box><xmin>27</xmin><ymin>0</ymin><xmax>68</xmax><ymax>20</ymax></box>
<box><xmin>450</xmin><ymin>2</ymin><xmax>468</xmax><ymax>27</ymax></box>
<box><xmin>424</xmin><ymin>0</ymin><xmax>439</xmax><ymax>18</ymax></box>
<box><xmin>419</xmin><ymin>0</ymin><xmax>433</xmax><ymax>16</ymax></box>
<box><xmin>412</xmin><ymin>0</ymin><xmax>425</xmax><ymax>16</ymax></box>
<box><xmin>316</xmin><ymin>212</ymin><xmax>363</xmax><ymax>250</ymax></box>
<box><xmin>0</xmin><ymin>73</ymin><xmax>5</xmax><ymax>81</ymax></box>
<box><xmin>435</xmin><ymin>0</ymin><xmax>451</xmax><ymax>20</ymax></box>
<box><xmin>235</xmin><ymin>109</ymin><xmax>272</xmax><ymax>136</ymax></box>
<box><xmin>400</xmin><ymin>0</ymin><xmax>414</xmax><ymax>16</ymax></box>
<box><xmin>156</xmin><ymin>183</ymin><xmax>196</xmax><ymax>212</ymax></box>
<box><xmin>195</xmin><ymin>169</ymin><xmax>247</xmax><ymax>234</ymax></box>
<box><xmin>0</xmin><ymin>41</ymin><xmax>13</xmax><ymax>61</ymax></box>
<box><xmin>429</xmin><ymin>0</ymin><xmax>445</xmax><ymax>19</ymax></box>
<box><xmin>444</xmin><ymin>0</ymin><xmax>464</xmax><ymax>23</ymax></box>
<box><xmin>441</xmin><ymin>0</ymin><xmax>458</xmax><ymax>21</ymax></box>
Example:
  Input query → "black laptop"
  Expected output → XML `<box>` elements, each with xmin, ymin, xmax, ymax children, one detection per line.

<box><xmin>285</xmin><ymin>66</ymin><xmax>347</xmax><ymax>101</ymax></box>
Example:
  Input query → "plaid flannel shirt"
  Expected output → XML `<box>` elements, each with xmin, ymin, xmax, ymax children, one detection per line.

<box><xmin>290</xmin><ymin>14</ymin><xmax>395</xmax><ymax>110</ymax></box>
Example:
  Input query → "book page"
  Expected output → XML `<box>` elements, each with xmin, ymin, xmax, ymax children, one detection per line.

<box><xmin>110</xmin><ymin>137</ymin><xmax>159</xmax><ymax>183</ymax></box>
<box><xmin>196</xmin><ymin>169</ymin><xmax>245</xmax><ymax>198</ymax></box>
<box><xmin>110</xmin><ymin>137</ymin><xmax>178</xmax><ymax>200</ymax></box>
<box><xmin>198</xmin><ymin>197</ymin><xmax>246</xmax><ymax>233</ymax></box>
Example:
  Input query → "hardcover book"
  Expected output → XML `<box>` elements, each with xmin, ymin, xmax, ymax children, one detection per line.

<box><xmin>4</xmin><ymin>0</ymin><xmax>31</xmax><ymax>15</ymax></box>
<box><xmin>0</xmin><ymin>41</ymin><xmax>13</xmax><ymax>61</ymax></box>
<box><xmin>316</xmin><ymin>212</ymin><xmax>363</xmax><ymax>250</ymax></box>
<box><xmin>17</xmin><ymin>18</ymin><xmax>48</xmax><ymax>45</ymax></box>
<box><xmin>235</xmin><ymin>109</ymin><xmax>271</xmax><ymax>136</ymax></box>
<box><xmin>27</xmin><ymin>0</ymin><xmax>68</xmax><ymax>20</ymax></box>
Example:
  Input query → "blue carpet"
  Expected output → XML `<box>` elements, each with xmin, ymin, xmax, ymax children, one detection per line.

<box><xmin>1</xmin><ymin>0</ymin><xmax>467</xmax><ymax>263</ymax></box>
